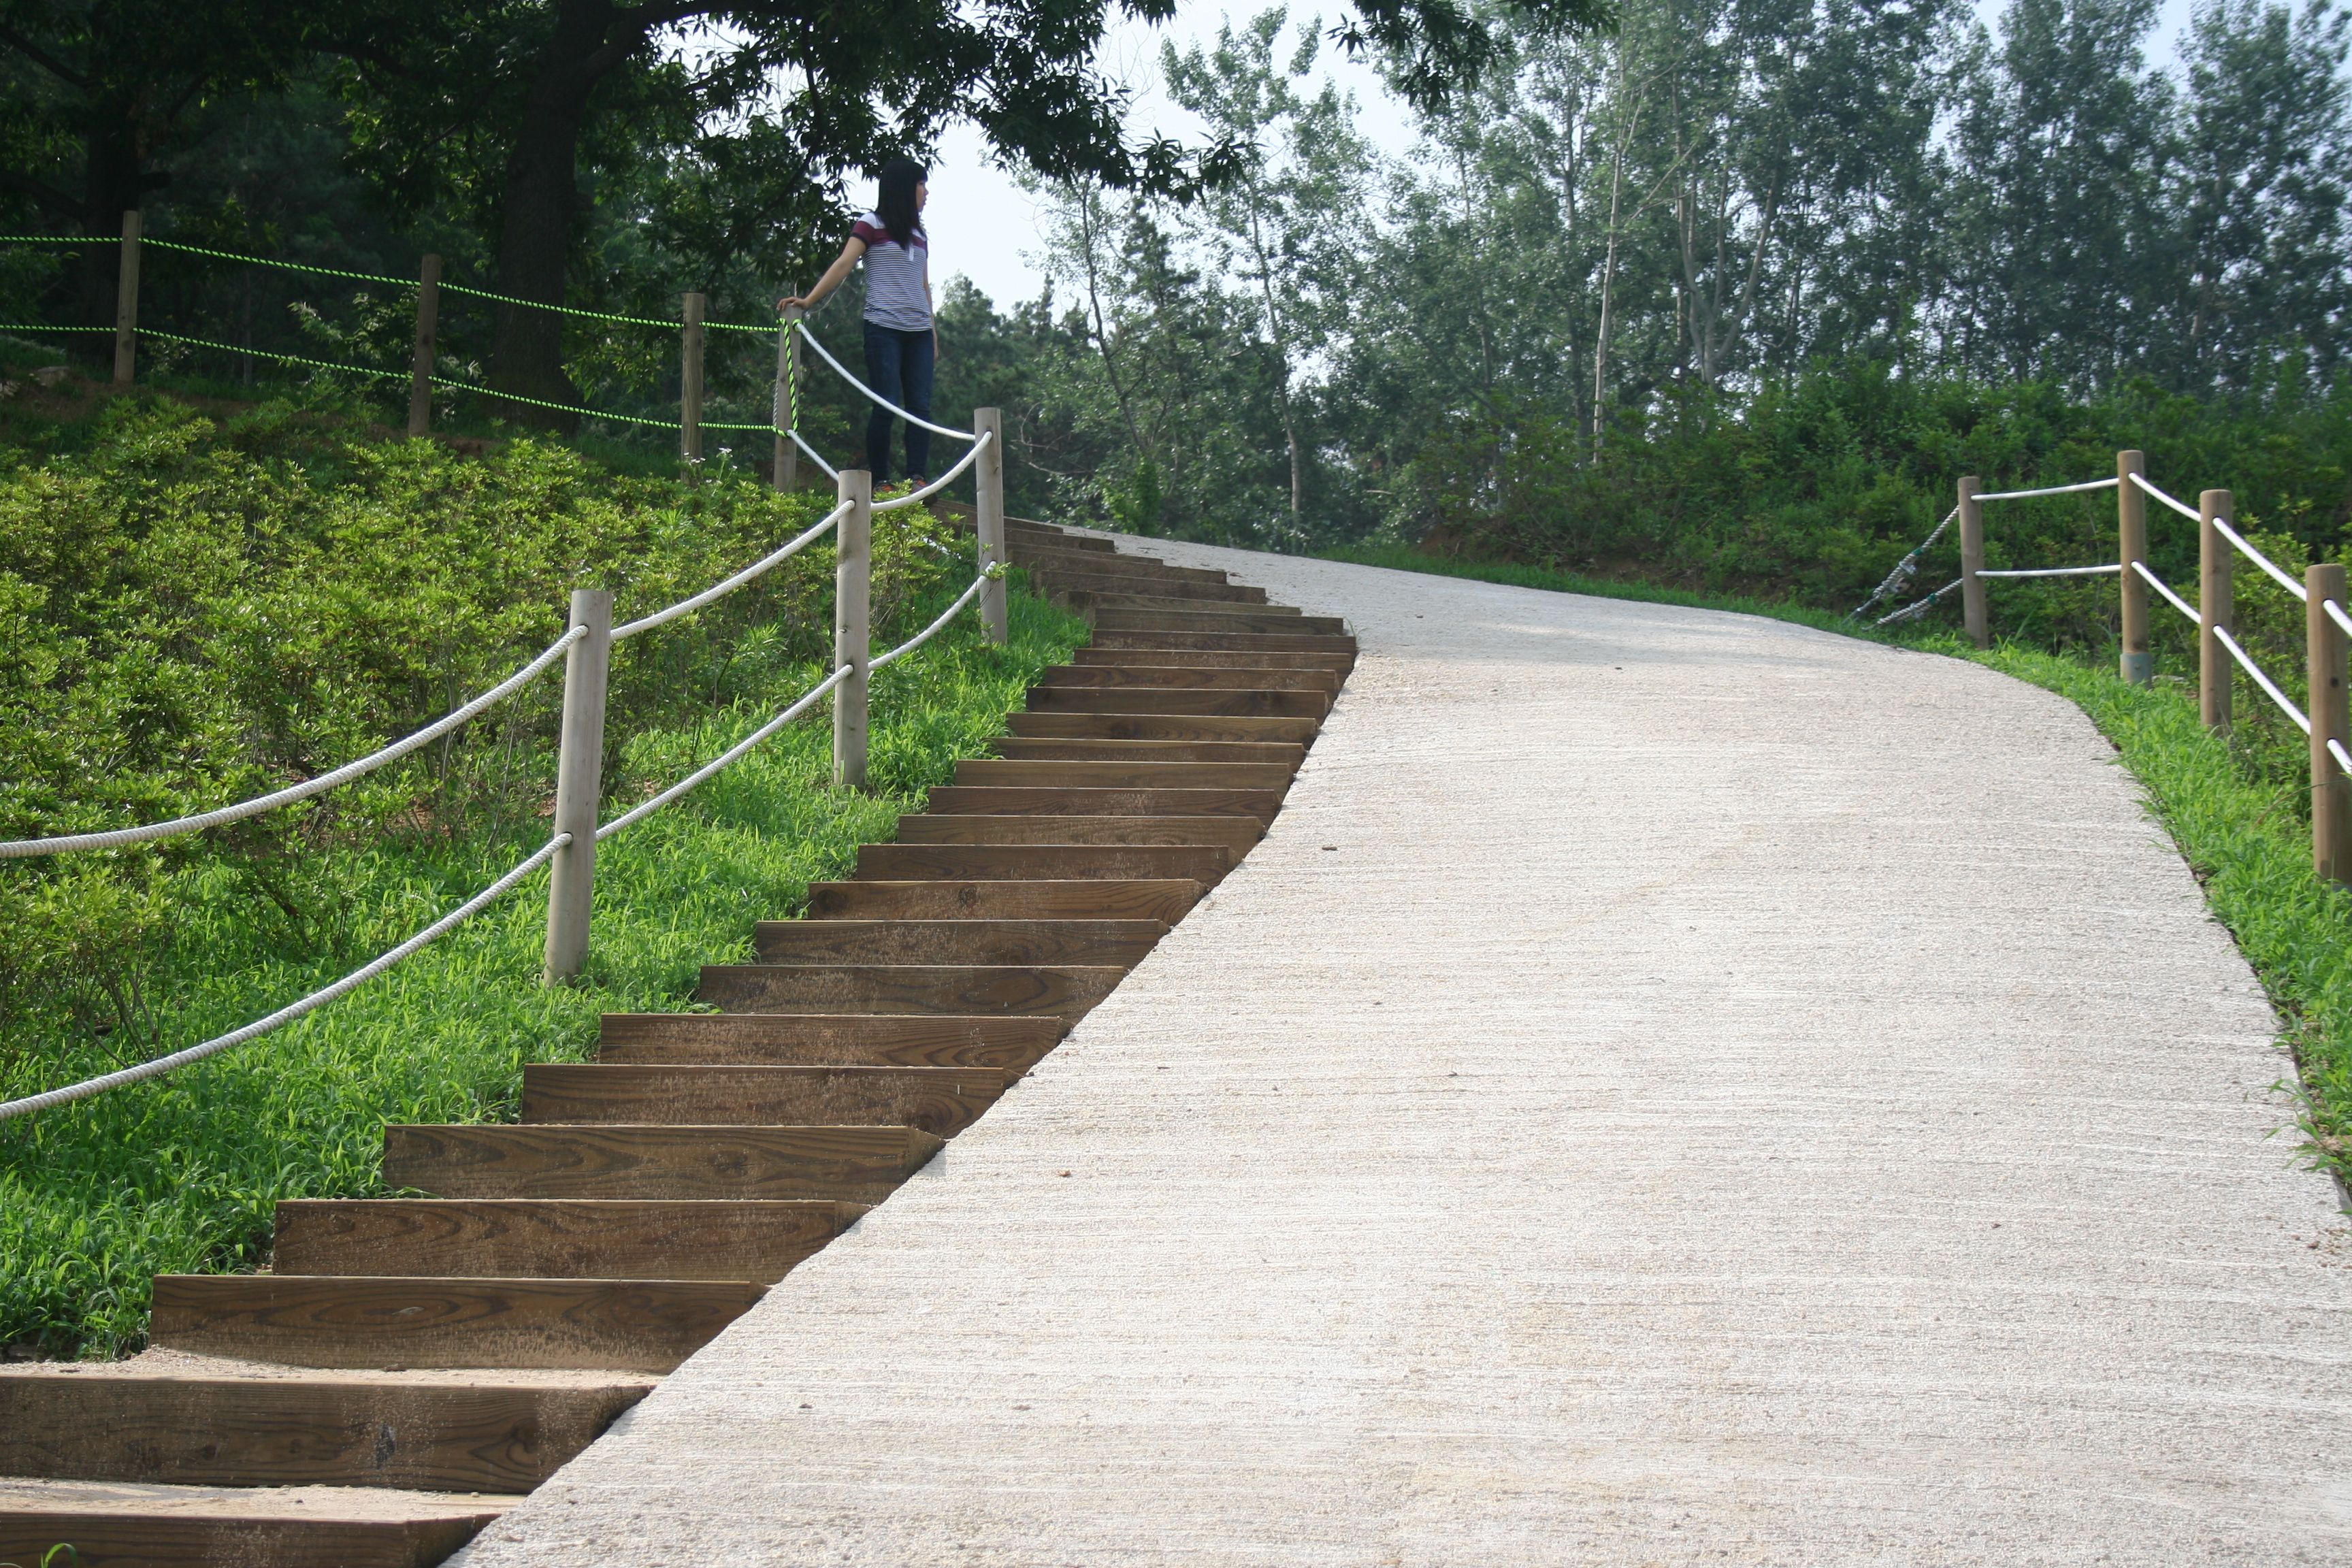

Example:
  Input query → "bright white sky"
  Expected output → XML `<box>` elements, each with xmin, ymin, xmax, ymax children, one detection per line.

<box><xmin>915</xmin><ymin>0</ymin><xmax>2206</xmax><ymax>312</ymax></box>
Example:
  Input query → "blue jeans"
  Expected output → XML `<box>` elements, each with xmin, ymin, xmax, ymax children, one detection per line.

<box><xmin>862</xmin><ymin>321</ymin><xmax>935</xmax><ymax>483</ymax></box>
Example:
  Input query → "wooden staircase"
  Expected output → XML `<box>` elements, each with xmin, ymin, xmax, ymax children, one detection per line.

<box><xmin>0</xmin><ymin>518</ymin><xmax>1353</xmax><ymax>1567</ymax></box>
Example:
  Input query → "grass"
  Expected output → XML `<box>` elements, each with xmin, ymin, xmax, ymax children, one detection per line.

<box><xmin>1318</xmin><ymin>540</ymin><xmax>2352</xmax><ymax>1183</ymax></box>
<box><xmin>0</xmin><ymin>583</ymin><xmax>1088</xmax><ymax>1359</ymax></box>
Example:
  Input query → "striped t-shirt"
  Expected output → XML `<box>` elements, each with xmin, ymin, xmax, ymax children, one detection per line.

<box><xmin>852</xmin><ymin>214</ymin><xmax>931</xmax><ymax>331</ymax></box>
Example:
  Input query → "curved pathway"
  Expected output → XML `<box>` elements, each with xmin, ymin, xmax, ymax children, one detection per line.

<box><xmin>459</xmin><ymin>546</ymin><xmax>2350</xmax><ymax>1565</ymax></box>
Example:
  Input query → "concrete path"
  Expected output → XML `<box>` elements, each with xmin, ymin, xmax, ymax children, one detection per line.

<box><xmin>459</xmin><ymin>549</ymin><xmax>2351</xmax><ymax>1566</ymax></box>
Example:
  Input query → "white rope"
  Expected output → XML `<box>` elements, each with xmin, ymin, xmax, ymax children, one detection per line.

<box><xmin>2332</xmin><ymin>736</ymin><xmax>2352</xmax><ymax>775</ymax></box>
<box><xmin>1848</xmin><ymin>507</ymin><xmax>1958</xmax><ymax>620</ymax></box>
<box><xmin>612</xmin><ymin>501</ymin><xmax>852</xmax><ymax>640</ymax></box>
<box><xmin>2328</xmin><ymin>599</ymin><xmax>2352</xmax><ymax>642</ymax></box>
<box><xmin>1874</xmin><ymin>578</ymin><xmax>1965</xmax><ymax>627</ymax></box>
<box><xmin>1975</xmin><ymin>564</ymin><xmax>2123</xmax><ymax>578</ymax></box>
<box><xmin>2129</xmin><ymin>470</ymin><xmax>2204</xmax><ymax>522</ymax></box>
<box><xmin>791</xmin><ymin>427</ymin><xmax>840</xmax><ymax>481</ymax></box>
<box><xmin>1976</xmin><ymin>477</ymin><xmax>2121</xmax><ymax>501</ymax></box>
<box><xmin>871</xmin><ymin>572</ymin><xmax>990</xmax><ymax>672</ymax></box>
<box><xmin>0</xmin><ymin>628</ymin><xmax>586</xmax><ymax>859</ymax></box>
<box><xmin>2214</xmin><ymin>626</ymin><xmax>2310</xmax><ymax>734</ymax></box>
<box><xmin>2133</xmin><ymin>560</ymin><xmax>2201</xmax><ymax>624</ymax></box>
<box><xmin>872</xmin><ymin>431</ymin><xmax>993</xmax><ymax>513</ymax></box>
<box><xmin>2210</xmin><ymin>514</ymin><xmax>2308</xmax><ymax>602</ymax></box>
<box><xmin>595</xmin><ymin>665</ymin><xmax>853</xmax><ymax>842</ymax></box>
<box><xmin>794</xmin><ymin>323</ymin><xmax>976</xmax><ymax>442</ymax></box>
<box><xmin>0</xmin><ymin>834</ymin><xmax>570</xmax><ymax>1122</ymax></box>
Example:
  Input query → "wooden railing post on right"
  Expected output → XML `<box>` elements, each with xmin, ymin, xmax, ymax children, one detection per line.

<box><xmin>1958</xmin><ymin>475</ymin><xmax>1988</xmax><ymax>649</ymax></box>
<box><xmin>112</xmin><ymin>210</ymin><xmax>141</xmax><ymax>385</ymax></box>
<box><xmin>544</xmin><ymin>588</ymin><xmax>613</xmax><ymax>985</ymax></box>
<box><xmin>834</xmin><ymin>468</ymin><xmax>872</xmax><ymax>790</ymax></box>
<box><xmin>774</xmin><ymin>301</ymin><xmax>803</xmax><ymax>493</ymax></box>
<box><xmin>407</xmin><ymin>253</ymin><xmax>440</xmax><ymax>438</ymax></box>
<box><xmin>681</xmin><ymin>291</ymin><xmax>706</xmax><ymax>469</ymax></box>
<box><xmin>2118</xmin><ymin>450</ymin><xmax>2150</xmax><ymax>684</ymax></box>
<box><xmin>2200</xmin><ymin>489</ymin><xmax>2234</xmax><ymax>733</ymax></box>
<box><xmin>975</xmin><ymin>405</ymin><xmax>1008</xmax><ymax>645</ymax></box>
<box><xmin>2309</xmin><ymin>564</ymin><xmax>2351</xmax><ymax>886</ymax></box>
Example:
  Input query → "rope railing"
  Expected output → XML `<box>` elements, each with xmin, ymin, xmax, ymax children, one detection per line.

<box><xmin>610</xmin><ymin>500</ymin><xmax>852</xmax><ymax>640</ymax></box>
<box><xmin>1848</xmin><ymin>507</ymin><xmax>1958</xmax><ymax>620</ymax></box>
<box><xmin>2215</xmin><ymin>625</ymin><xmax>2310</xmax><ymax>733</ymax></box>
<box><xmin>1976</xmin><ymin>477</ymin><xmax>2121</xmax><ymax>501</ymax></box>
<box><xmin>2214</xmin><ymin>514</ymin><xmax>2308</xmax><ymax>602</ymax></box>
<box><xmin>2133</xmin><ymin>559</ymin><xmax>2201</xmax><ymax>624</ymax></box>
<box><xmin>873</xmin><ymin>431</ymin><xmax>994</xmax><ymax>513</ymax></box>
<box><xmin>594</xmin><ymin>665</ymin><xmax>855</xmax><ymax>843</ymax></box>
<box><xmin>792</xmin><ymin>319</ymin><xmax>977</xmax><ymax>442</ymax></box>
<box><xmin>0</xmin><ymin>626</ymin><xmax>587</xmax><ymax>858</ymax></box>
<box><xmin>1974</xmin><ymin>564</ymin><xmax>2123</xmax><ymax>578</ymax></box>
<box><xmin>872</xmin><ymin>570</ymin><xmax>997</xmax><ymax>671</ymax></box>
<box><xmin>2129</xmin><ymin>470</ymin><xmax>2204</xmax><ymax>521</ymax></box>
<box><xmin>0</xmin><ymin>832</ymin><xmax>570</xmax><ymax>1123</ymax></box>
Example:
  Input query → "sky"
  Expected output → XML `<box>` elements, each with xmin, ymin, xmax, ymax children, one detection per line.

<box><xmin>915</xmin><ymin>0</ymin><xmax>2209</xmax><ymax>313</ymax></box>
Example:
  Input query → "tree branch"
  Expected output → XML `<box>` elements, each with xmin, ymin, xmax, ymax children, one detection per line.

<box><xmin>0</xmin><ymin>22</ymin><xmax>90</xmax><ymax>91</ymax></box>
<box><xmin>0</xmin><ymin>167</ymin><xmax>86</xmax><ymax>222</ymax></box>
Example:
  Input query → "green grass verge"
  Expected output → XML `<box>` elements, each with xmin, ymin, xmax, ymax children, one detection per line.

<box><xmin>0</xmin><ymin>588</ymin><xmax>1087</xmax><ymax>1358</ymax></box>
<box><xmin>1314</xmin><ymin>542</ymin><xmax>2351</xmax><ymax>1183</ymax></box>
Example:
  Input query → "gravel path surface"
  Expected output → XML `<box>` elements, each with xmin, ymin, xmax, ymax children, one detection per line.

<box><xmin>458</xmin><ymin>546</ymin><xmax>2351</xmax><ymax>1566</ymax></box>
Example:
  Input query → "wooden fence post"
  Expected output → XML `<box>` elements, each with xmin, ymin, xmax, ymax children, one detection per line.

<box><xmin>834</xmin><ymin>468</ymin><xmax>872</xmax><ymax>790</ymax></box>
<box><xmin>1958</xmin><ymin>475</ymin><xmax>1988</xmax><ymax>649</ymax></box>
<box><xmin>2200</xmin><ymin>489</ymin><xmax>2234</xmax><ymax>733</ymax></box>
<box><xmin>774</xmin><ymin>301</ymin><xmax>802</xmax><ymax>493</ymax></box>
<box><xmin>544</xmin><ymin>589</ymin><xmax>613</xmax><ymax>985</ymax></box>
<box><xmin>2309</xmin><ymin>564</ymin><xmax>2351</xmax><ymax>886</ymax></box>
<box><xmin>2118</xmin><ymin>450</ymin><xmax>2151</xmax><ymax>684</ymax></box>
<box><xmin>681</xmin><ymin>291</ymin><xmax>705</xmax><ymax>468</ymax></box>
<box><xmin>975</xmin><ymin>406</ymin><xmax>1008</xmax><ymax>644</ymax></box>
<box><xmin>407</xmin><ymin>253</ymin><xmax>440</xmax><ymax>438</ymax></box>
<box><xmin>112</xmin><ymin>210</ymin><xmax>141</xmax><ymax>386</ymax></box>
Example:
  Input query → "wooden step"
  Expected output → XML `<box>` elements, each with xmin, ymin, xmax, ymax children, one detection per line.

<box><xmin>1072</xmin><ymin>648</ymin><xmax>1352</xmax><ymax>673</ymax></box>
<box><xmin>855</xmin><ymin>843</ymin><xmax>1235</xmax><ymax>883</ymax></box>
<box><xmin>1062</xmin><ymin>589</ymin><xmax>1301</xmax><ymax>617</ymax></box>
<box><xmin>804</xmin><ymin>879</ymin><xmax>1203</xmax><ymax>922</ymax></box>
<box><xmin>697</xmin><ymin>964</ymin><xmax>1122</xmax><ymax>1022</ymax></box>
<box><xmin>1005</xmin><ymin>523</ymin><xmax>1113</xmax><ymax>551</ymax></box>
<box><xmin>0</xmin><ymin>1479</ymin><xmax>514</xmax><ymax>1568</ymax></box>
<box><xmin>1015</xmin><ymin>546</ymin><xmax>1232</xmax><ymax>583</ymax></box>
<box><xmin>1006</xmin><ymin>711</ymin><xmax>1322</xmax><ymax>745</ymax></box>
<box><xmin>523</xmin><ymin>1061</ymin><xmax>1009</xmax><ymax>1133</ymax></box>
<box><xmin>754</xmin><ymin>916</ymin><xmax>1164</xmax><ymax>966</ymax></box>
<box><xmin>895</xmin><ymin>814</ymin><xmax>1261</xmax><ymax>857</ymax></box>
<box><xmin>595</xmin><ymin>1013</ymin><xmax>1063</xmax><ymax>1072</ymax></box>
<box><xmin>1034</xmin><ymin>570</ymin><xmax>1269</xmax><ymax>604</ymax></box>
<box><xmin>149</xmin><ymin>1275</ymin><xmax>763</xmax><ymax>1373</ymax></box>
<box><xmin>385</xmin><ymin>1123</ymin><xmax>943</xmax><ymax>1203</ymax></box>
<box><xmin>991</xmin><ymin>738</ymin><xmax>1306</xmax><ymax>764</ymax></box>
<box><xmin>0</xmin><ymin>1368</ymin><xmax>647</xmax><ymax>1492</ymax></box>
<box><xmin>951</xmin><ymin>760</ymin><xmax>1294</xmax><ymax>792</ymax></box>
<box><xmin>919</xmin><ymin>787</ymin><xmax>1281</xmax><ymax>830</ymax></box>
<box><xmin>1090</xmin><ymin>606</ymin><xmax>1350</xmax><ymax>636</ymax></box>
<box><xmin>1087</xmin><ymin>629</ymin><xmax>1357</xmax><ymax>656</ymax></box>
<box><xmin>1038</xmin><ymin>664</ymin><xmax>1337</xmax><ymax>693</ymax></box>
<box><xmin>275</xmin><ymin>1198</ymin><xmax>863</xmax><ymax>1283</ymax></box>
<box><xmin>1027</xmin><ymin>686</ymin><xmax>1328</xmax><ymax>719</ymax></box>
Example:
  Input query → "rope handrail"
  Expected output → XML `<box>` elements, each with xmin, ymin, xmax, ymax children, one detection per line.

<box><xmin>1875</xmin><ymin>577</ymin><xmax>1964</xmax><ymax>626</ymax></box>
<box><xmin>794</xmin><ymin>320</ymin><xmax>977</xmax><ymax>442</ymax></box>
<box><xmin>0</xmin><ymin>627</ymin><xmax>586</xmax><ymax>858</ymax></box>
<box><xmin>596</xmin><ymin>666</ymin><xmax>853</xmax><ymax>842</ymax></box>
<box><xmin>142</xmin><ymin>239</ymin><xmax>415</xmax><ymax>288</ymax></box>
<box><xmin>2333</xmin><ymin>737</ymin><xmax>2352</xmax><ymax>775</ymax></box>
<box><xmin>872</xmin><ymin>430</ymin><xmax>992</xmax><ymax>512</ymax></box>
<box><xmin>789</xmin><ymin>427</ymin><xmax>841</xmax><ymax>481</ymax></box>
<box><xmin>2210</xmin><ymin>513</ymin><xmax>2308</xmax><ymax>602</ymax></box>
<box><xmin>2215</xmin><ymin>625</ymin><xmax>2311</xmax><ymax>734</ymax></box>
<box><xmin>1977</xmin><ymin>477</ymin><xmax>2121</xmax><ymax>501</ymax></box>
<box><xmin>2128</xmin><ymin>470</ymin><xmax>2204</xmax><ymax>521</ymax></box>
<box><xmin>0</xmin><ymin>833</ymin><xmax>569</xmax><ymax>1122</ymax></box>
<box><xmin>2132</xmin><ymin>560</ymin><xmax>2201</xmax><ymax>624</ymax></box>
<box><xmin>872</xmin><ymin>572</ymin><xmax>993</xmax><ymax>672</ymax></box>
<box><xmin>1848</xmin><ymin>507</ymin><xmax>1957</xmax><ymax>620</ymax></box>
<box><xmin>2328</xmin><ymin>598</ymin><xmax>2352</xmax><ymax>643</ymax></box>
<box><xmin>1976</xmin><ymin>564</ymin><xmax>2123</xmax><ymax>578</ymax></box>
<box><xmin>611</xmin><ymin>501</ymin><xmax>853</xmax><ymax>640</ymax></box>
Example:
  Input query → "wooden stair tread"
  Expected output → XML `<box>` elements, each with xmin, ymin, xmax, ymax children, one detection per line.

<box><xmin>1013</xmin><ymin>546</ymin><xmax>1232</xmax><ymax>583</ymax></box>
<box><xmin>854</xmin><ymin>843</ymin><xmax>1235</xmax><ymax>885</ymax></box>
<box><xmin>917</xmin><ymin>787</ymin><xmax>1282</xmax><ymax>824</ymax></box>
<box><xmin>804</xmin><ymin>879</ymin><xmax>1203</xmax><ymax>921</ymax></box>
<box><xmin>523</xmin><ymin>1060</ymin><xmax>1009</xmax><ymax>1133</ymax></box>
<box><xmin>1062</xmin><ymin>589</ymin><xmax>1302</xmax><ymax>616</ymax></box>
<box><xmin>753</xmin><ymin>916</ymin><xmax>1166</xmax><ymax>965</ymax></box>
<box><xmin>1072</xmin><ymin>648</ymin><xmax>1352</xmax><ymax>672</ymax></box>
<box><xmin>1033</xmin><ymin>570</ymin><xmax>1269</xmax><ymax>604</ymax></box>
<box><xmin>1088</xmin><ymin>629</ymin><xmax>1357</xmax><ymax>654</ymax></box>
<box><xmin>0</xmin><ymin>1368</ymin><xmax>647</xmax><ymax>1492</ymax></box>
<box><xmin>595</xmin><ymin>1013</ymin><xmax>1063</xmax><ymax>1071</ymax></box>
<box><xmin>1086</xmin><ymin>606</ymin><xmax>1349</xmax><ymax>636</ymax></box>
<box><xmin>697</xmin><ymin>963</ymin><xmax>1124</xmax><ymax>1022</ymax></box>
<box><xmin>0</xmin><ymin>1478</ymin><xmax>515</xmax><ymax>1568</ymax></box>
<box><xmin>893</xmin><ymin>814</ymin><xmax>1261</xmax><ymax>855</ymax></box>
<box><xmin>150</xmin><ymin>1275</ymin><xmax>763</xmax><ymax>1373</ymax></box>
<box><xmin>952</xmin><ymin>760</ymin><xmax>1296</xmax><ymax>790</ymax></box>
<box><xmin>384</xmin><ymin>1123</ymin><xmax>943</xmax><ymax>1203</ymax></box>
<box><xmin>990</xmin><ymin>738</ymin><xmax>1306</xmax><ymax>763</ymax></box>
<box><xmin>1005</xmin><ymin>712</ymin><xmax>1322</xmax><ymax>745</ymax></box>
<box><xmin>275</xmin><ymin>1198</ymin><xmax>863</xmax><ymax>1283</ymax></box>
<box><xmin>1037</xmin><ymin>664</ymin><xmax>1338</xmax><ymax>691</ymax></box>
<box><xmin>1026</xmin><ymin>687</ymin><xmax>1330</xmax><ymax>718</ymax></box>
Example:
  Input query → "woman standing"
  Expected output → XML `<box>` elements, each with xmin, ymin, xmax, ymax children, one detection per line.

<box><xmin>783</xmin><ymin>158</ymin><xmax>937</xmax><ymax>484</ymax></box>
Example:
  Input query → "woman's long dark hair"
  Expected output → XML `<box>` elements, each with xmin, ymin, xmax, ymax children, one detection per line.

<box><xmin>876</xmin><ymin>158</ymin><xmax>927</xmax><ymax>249</ymax></box>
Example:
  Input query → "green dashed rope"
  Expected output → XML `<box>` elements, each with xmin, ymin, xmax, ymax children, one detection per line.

<box><xmin>142</xmin><ymin>240</ymin><xmax>416</xmax><ymax>287</ymax></box>
<box><xmin>0</xmin><ymin>235</ymin><xmax>107</xmax><ymax>245</ymax></box>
